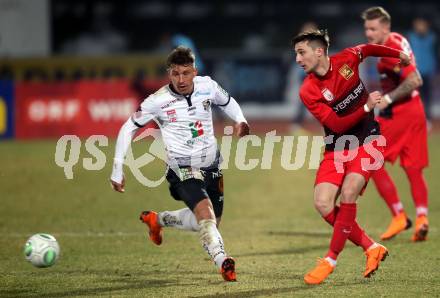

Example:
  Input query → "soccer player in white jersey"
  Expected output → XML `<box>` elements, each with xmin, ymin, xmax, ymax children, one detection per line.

<box><xmin>110</xmin><ymin>46</ymin><xmax>250</xmax><ymax>281</ymax></box>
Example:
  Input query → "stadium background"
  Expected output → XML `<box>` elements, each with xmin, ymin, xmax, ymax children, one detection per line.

<box><xmin>1</xmin><ymin>0</ymin><xmax>440</xmax><ymax>137</ymax></box>
<box><xmin>1</xmin><ymin>0</ymin><xmax>440</xmax><ymax>297</ymax></box>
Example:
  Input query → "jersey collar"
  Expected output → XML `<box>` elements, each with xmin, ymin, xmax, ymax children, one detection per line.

<box><xmin>167</xmin><ymin>84</ymin><xmax>195</xmax><ymax>107</ymax></box>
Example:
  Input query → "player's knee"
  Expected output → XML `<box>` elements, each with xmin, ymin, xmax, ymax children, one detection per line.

<box><xmin>340</xmin><ymin>187</ymin><xmax>357</xmax><ymax>203</ymax></box>
<box><xmin>314</xmin><ymin>196</ymin><xmax>333</xmax><ymax>215</ymax></box>
<box><xmin>193</xmin><ymin>198</ymin><xmax>216</xmax><ymax>221</ymax></box>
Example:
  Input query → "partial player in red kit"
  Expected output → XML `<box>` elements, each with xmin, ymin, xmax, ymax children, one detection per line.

<box><xmin>293</xmin><ymin>30</ymin><xmax>411</xmax><ymax>284</ymax></box>
<box><xmin>362</xmin><ymin>7</ymin><xmax>429</xmax><ymax>242</ymax></box>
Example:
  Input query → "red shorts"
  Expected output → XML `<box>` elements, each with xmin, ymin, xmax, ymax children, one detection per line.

<box><xmin>315</xmin><ymin>140</ymin><xmax>385</xmax><ymax>192</ymax></box>
<box><xmin>377</xmin><ymin>104</ymin><xmax>428</xmax><ymax>169</ymax></box>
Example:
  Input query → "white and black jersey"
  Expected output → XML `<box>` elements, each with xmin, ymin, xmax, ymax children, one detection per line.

<box><xmin>111</xmin><ymin>76</ymin><xmax>247</xmax><ymax>183</ymax></box>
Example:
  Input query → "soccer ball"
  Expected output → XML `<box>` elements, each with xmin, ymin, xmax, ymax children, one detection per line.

<box><xmin>24</xmin><ymin>233</ymin><xmax>60</xmax><ymax>268</ymax></box>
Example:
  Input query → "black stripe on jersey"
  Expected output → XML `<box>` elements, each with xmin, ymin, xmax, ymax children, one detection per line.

<box><xmin>217</xmin><ymin>95</ymin><xmax>231</xmax><ymax>107</ymax></box>
<box><xmin>184</xmin><ymin>94</ymin><xmax>192</xmax><ymax>107</ymax></box>
<box><xmin>332</xmin><ymin>81</ymin><xmax>366</xmax><ymax>115</ymax></box>
<box><xmin>131</xmin><ymin>117</ymin><xmax>144</xmax><ymax>128</ymax></box>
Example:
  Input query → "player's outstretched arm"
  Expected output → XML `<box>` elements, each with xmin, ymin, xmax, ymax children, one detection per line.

<box><xmin>398</xmin><ymin>52</ymin><xmax>411</xmax><ymax>66</ymax></box>
<box><xmin>110</xmin><ymin>118</ymin><xmax>140</xmax><ymax>193</ymax></box>
<box><xmin>355</xmin><ymin>44</ymin><xmax>407</xmax><ymax>63</ymax></box>
<box><xmin>110</xmin><ymin>176</ymin><xmax>125</xmax><ymax>193</ymax></box>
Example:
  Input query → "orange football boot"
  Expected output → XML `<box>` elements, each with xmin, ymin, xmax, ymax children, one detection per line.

<box><xmin>380</xmin><ymin>212</ymin><xmax>412</xmax><ymax>240</ymax></box>
<box><xmin>139</xmin><ymin>211</ymin><xmax>163</xmax><ymax>245</ymax></box>
<box><xmin>412</xmin><ymin>215</ymin><xmax>429</xmax><ymax>242</ymax></box>
<box><xmin>304</xmin><ymin>258</ymin><xmax>334</xmax><ymax>285</ymax></box>
<box><xmin>221</xmin><ymin>257</ymin><xmax>237</xmax><ymax>282</ymax></box>
<box><xmin>364</xmin><ymin>244</ymin><xmax>388</xmax><ymax>278</ymax></box>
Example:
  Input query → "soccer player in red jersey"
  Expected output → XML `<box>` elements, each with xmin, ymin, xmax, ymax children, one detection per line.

<box><xmin>293</xmin><ymin>30</ymin><xmax>410</xmax><ymax>284</ymax></box>
<box><xmin>362</xmin><ymin>7</ymin><xmax>429</xmax><ymax>242</ymax></box>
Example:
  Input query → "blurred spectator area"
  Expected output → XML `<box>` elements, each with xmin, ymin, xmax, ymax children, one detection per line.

<box><xmin>0</xmin><ymin>51</ymin><xmax>290</xmax><ymax>118</ymax></box>
<box><xmin>50</xmin><ymin>0</ymin><xmax>440</xmax><ymax>52</ymax></box>
<box><xmin>0</xmin><ymin>55</ymin><xmax>167</xmax><ymax>81</ymax></box>
<box><xmin>1</xmin><ymin>0</ymin><xmax>440</xmax><ymax>120</ymax></box>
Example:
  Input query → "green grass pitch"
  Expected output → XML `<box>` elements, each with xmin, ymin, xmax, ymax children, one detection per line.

<box><xmin>1</xmin><ymin>134</ymin><xmax>439</xmax><ymax>297</ymax></box>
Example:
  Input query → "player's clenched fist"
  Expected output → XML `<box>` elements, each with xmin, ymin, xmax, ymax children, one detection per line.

<box><xmin>110</xmin><ymin>177</ymin><xmax>125</xmax><ymax>193</ymax></box>
<box><xmin>236</xmin><ymin>122</ymin><xmax>250</xmax><ymax>137</ymax></box>
<box><xmin>399</xmin><ymin>52</ymin><xmax>411</xmax><ymax>66</ymax></box>
<box><xmin>366</xmin><ymin>91</ymin><xmax>382</xmax><ymax>110</ymax></box>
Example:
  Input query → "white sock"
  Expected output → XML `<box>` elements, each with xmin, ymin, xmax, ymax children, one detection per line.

<box><xmin>325</xmin><ymin>256</ymin><xmax>337</xmax><ymax>267</ymax></box>
<box><xmin>416</xmin><ymin>206</ymin><xmax>428</xmax><ymax>217</ymax></box>
<box><xmin>392</xmin><ymin>202</ymin><xmax>404</xmax><ymax>215</ymax></box>
<box><xmin>199</xmin><ymin>219</ymin><xmax>227</xmax><ymax>268</ymax></box>
<box><xmin>158</xmin><ymin>208</ymin><xmax>200</xmax><ymax>231</ymax></box>
<box><xmin>367</xmin><ymin>242</ymin><xmax>379</xmax><ymax>251</ymax></box>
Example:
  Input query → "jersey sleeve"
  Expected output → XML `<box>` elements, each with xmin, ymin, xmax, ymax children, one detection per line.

<box><xmin>207</xmin><ymin>78</ymin><xmax>247</xmax><ymax>123</ymax></box>
<box><xmin>299</xmin><ymin>83</ymin><xmax>332</xmax><ymax>123</ymax></box>
<box><xmin>111</xmin><ymin>118</ymin><xmax>138</xmax><ymax>183</ymax></box>
<box><xmin>346</xmin><ymin>43</ymin><xmax>402</xmax><ymax>62</ymax></box>
<box><xmin>210</xmin><ymin>79</ymin><xmax>231</xmax><ymax>106</ymax></box>
<box><xmin>387</xmin><ymin>38</ymin><xmax>417</xmax><ymax>80</ymax></box>
<box><xmin>131</xmin><ymin>95</ymin><xmax>159</xmax><ymax>127</ymax></box>
<box><xmin>363</xmin><ymin>38</ymin><xmax>417</xmax><ymax>80</ymax></box>
<box><xmin>342</xmin><ymin>47</ymin><xmax>363</xmax><ymax>64</ymax></box>
<box><xmin>111</xmin><ymin>96</ymin><xmax>159</xmax><ymax>183</ymax></box>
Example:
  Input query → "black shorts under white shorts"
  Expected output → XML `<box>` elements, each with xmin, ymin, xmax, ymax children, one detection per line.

<box><xmin>166</xmin><ymin>166</ymin><xmax>224</xmax><ymax>218</ymax></box>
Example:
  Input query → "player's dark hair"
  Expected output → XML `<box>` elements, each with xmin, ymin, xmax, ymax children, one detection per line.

<box><xmin>166</xmin><ymin>46</ymin><xmax>196</xmax><ymax>69</ymax></box>
<box><xmin>361</xmin><ymin>6</ymin><xmax>391</xmax><ymax>24</ymax></box>
<box><xmin>292</xmin><ymin>29</ymin><xmax>330</xmax><ymax>54</ymax></box>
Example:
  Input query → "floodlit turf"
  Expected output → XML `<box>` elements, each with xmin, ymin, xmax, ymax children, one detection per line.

<box><xmin>1</xmin><ymin>134</ymin><xmax>439</xmax><ymax>297</ymax></box>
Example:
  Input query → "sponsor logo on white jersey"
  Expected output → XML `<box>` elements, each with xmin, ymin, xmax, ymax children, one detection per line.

<box><xmin>166</xmin><ymin>109</ymin><xmax>177</xmax><ymax>122</ymax></box>
<box><xmin>161</xmin><ymin>98</ymin><xmax>179</xmax><ymax>109</ymax></box>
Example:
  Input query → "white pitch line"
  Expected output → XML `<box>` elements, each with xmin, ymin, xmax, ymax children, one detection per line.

<box><xmin>3</xmin><ymin>232</ymin><xmax>141</xmax><ymax>238</ymax></box>
<box><xmin>2</xmin><ymin>227</ymin><xmax>437</xmax><ymax>239</ymax></box>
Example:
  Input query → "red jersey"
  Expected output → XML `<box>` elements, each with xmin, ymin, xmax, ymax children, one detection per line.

<box><xmin>300</xmin><ymin>47</ymin><xmax>376</xmax><ymax>151</ymax></box>
<box><xmin>299</xmin><ymin>44</ymin><xmax>403</xmax><ymax>151</ymax></box>
<box><xmin>377</xmin><ymin>32</ymin><xmax>422</xmax><ymax>118</ymax></box>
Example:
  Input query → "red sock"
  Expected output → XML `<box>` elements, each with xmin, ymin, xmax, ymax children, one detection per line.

<box><xmin>326</xmin><ymin>203</ymin><xmax>356</xmax><ymax>260</ymax></box>
<box><xmin>372</xmin><ymin>166</ymin><xmax>403</xmax><ymax>216</ymax></box>
<box><xmin>324</xmin><ymin>206</ymin><xmax>373</xmax><ymax>251</ymax></box>
<box><xmin>404</xmin><ymin>167</ymin><xmax>428</xmax><ymax>217</ymax></box>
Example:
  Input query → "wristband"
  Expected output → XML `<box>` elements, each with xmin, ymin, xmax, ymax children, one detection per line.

<box><xmin>384</xmin><ymin>94</ymin><xmax>393</xmax><ymax>104</ymax></box>
<box><xmin>363</xmin><ymin>104</ymin><xmax>371</xmax><ymax>113</ymax></box>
